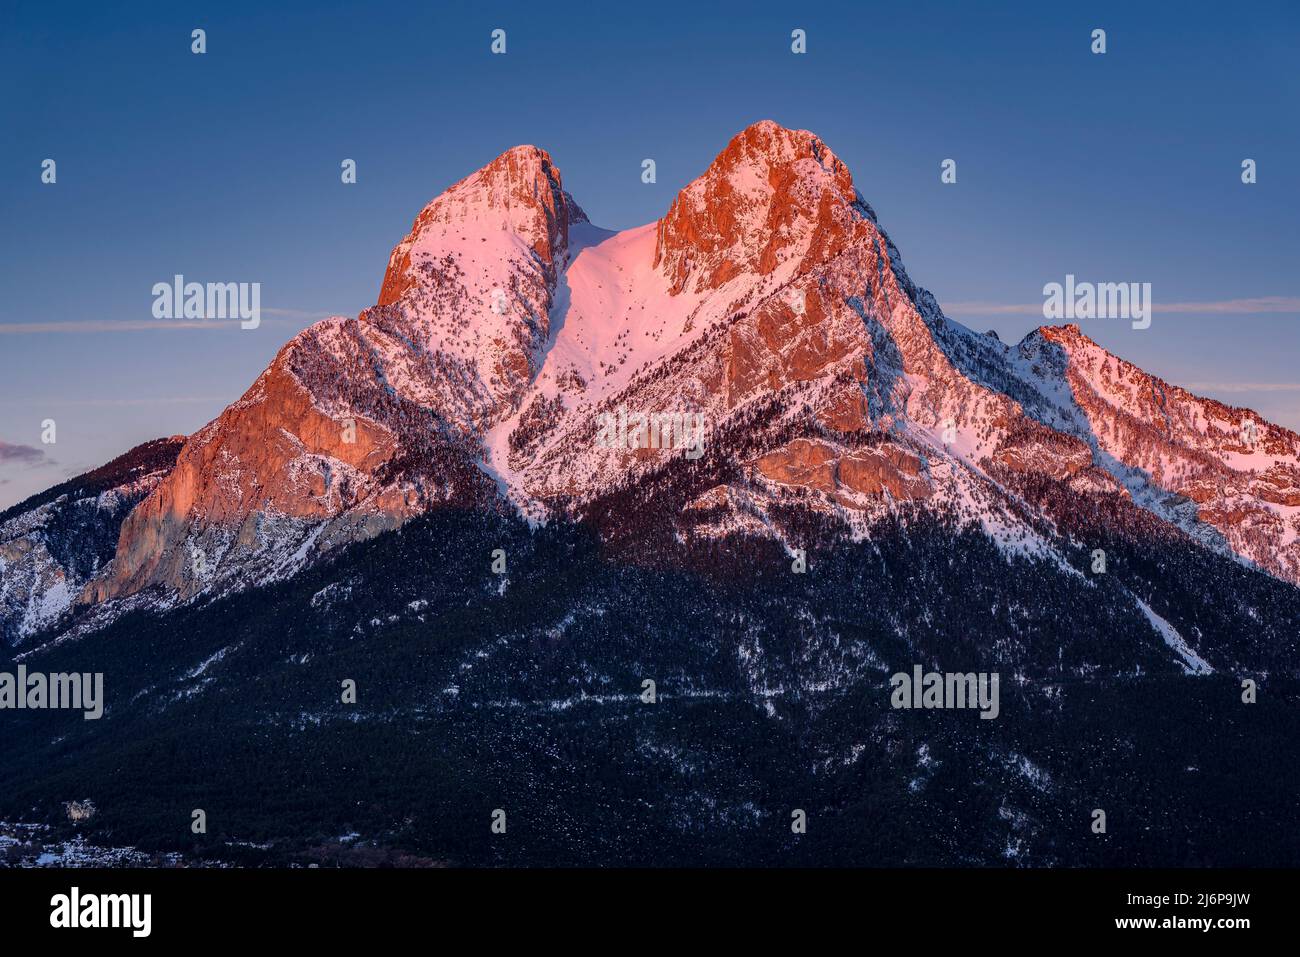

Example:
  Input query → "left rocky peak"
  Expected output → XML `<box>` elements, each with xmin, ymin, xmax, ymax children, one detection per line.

<box><xmin>80</xmin><ymin>148</ymin><xmax>591</xmax><ymax>611</ymax></box>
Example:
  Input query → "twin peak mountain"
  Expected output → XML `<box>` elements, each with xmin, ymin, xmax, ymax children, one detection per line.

<box><xmin>9</xmin><ymin>120</ymin><xmax>1299</xmax><ymax>639</ymax></box>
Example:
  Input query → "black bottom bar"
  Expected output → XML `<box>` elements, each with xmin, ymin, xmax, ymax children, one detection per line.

<box><xmin>0</xmin><ymin>867</ymin><xmax>1278</xmax><ymax>942</ymax></box>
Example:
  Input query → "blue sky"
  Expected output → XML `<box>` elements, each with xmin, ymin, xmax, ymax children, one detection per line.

<box><xmin>2</xmin><ymin>0</ymin><xmax>1298</xmax><ymax>507</ymax></box>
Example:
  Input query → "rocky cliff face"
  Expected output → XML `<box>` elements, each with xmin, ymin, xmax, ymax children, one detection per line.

<box><xmin>84</xmin><ymin>146</ymin><xmax>583</xmax><ymax>606</ymax></box>
<box><xmin>482</xmin><ymin>122</ymin><xmax>1300</xmax><ymax>593</ymax></box>
<box><xmin>6</xmin><ymin>121</ymin><xmax>1296</xmax><ymax>642</ymax></box>
<box><xmin>1019</xmin><ymin>323</ymin><xmax>1300</xmax><ymax>582</ymax></box>
<box><xmin>485</xmin><ymin>122</ymin><xmax>1029</xmax><ymax>525</ymax></box>
<box><xmin>0</xmin><ymin>438</ymin><xmax>182</xmax><ymax>643</ymax></box>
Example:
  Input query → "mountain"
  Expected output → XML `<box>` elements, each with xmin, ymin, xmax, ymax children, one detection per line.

<box><xmin>0</xmin><ymin>438</ymin><xmax>182</xmax><ymax>644</ymax></box>
<box><xmin>3</xmin><ymin>122</ymin><xmax>1297</xmax><ymax>867</ymax></box>
<box><xmin>7</xmin><ymin>120</ymin><xmax>1294</xmax><ymax>639</ymax></box>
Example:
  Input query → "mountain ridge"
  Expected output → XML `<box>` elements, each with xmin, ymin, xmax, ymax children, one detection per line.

<box><xmin>4</xmin><ymin>118</ymin><xmax>1298</xmax><ymax>866</ymax></box>
<box><xmin>3</xmin><ymin>120</ymin><xmax>1297</xmax><ymax>647</ymax></box>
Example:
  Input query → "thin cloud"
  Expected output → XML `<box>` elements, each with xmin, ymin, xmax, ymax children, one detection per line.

<box><xmin>0</xmin><ymin>440</ymin><xmax>49</xmax><ymax>466</ymax></box>
<box><xmin>1155</xmin><ymin>297</ymin><xmax>1300</xmax><ymax>314</ymax></box>
<box><xmin>0</xmin><ymin>395</ymin><xmax>228</xmax><ymax>409</ymax></box>
<box><xmin>0</xmin><ymin>311</ymin><xmax>336</xmax><ymax>335</ymax></box>
<box><xmin>942</xmin><ymin>296</ymin><xmax>1300</xmax><ymax>317</ymax></box>
<box><xmin>261</xmin><ymin>308</ymin><xmax>337</xmax><ymax>318</ymax></box>
<box><xmin>1183</xmin><ymin>382</ymin><xmax>1300</xmax><ymax>393</ymax></box>
<box><xmin>0</xmin><ymin>319</ymin><xmax>263</xmax><ymax>334</ymax></box>
<box><xmin>944</xmin><ymin>301</ymin><xmax>1057</xmax><ymax>316</ymax></box>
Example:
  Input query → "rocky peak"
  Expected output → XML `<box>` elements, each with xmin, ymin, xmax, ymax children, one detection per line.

<box><xmin>82</xmin><ymin>148</ymin><xmax>593</xmax><ymax>609</ymax></box>
<box><xmin>1036</xmin><ymin>322</ymin><xmax>1085</xmax><ymax>343</ymax></box>
<box><xmin>654</xmin><ymin>120</ymin><xmax>864</xmax><ymax>294</ymax></box>
<box><xmin>1008</xmin><ymin>322</ymin><xmax>1300</xmax><ymax>583</ymax></box>
<box><xmin>378</xmin><ymin>144</ymin><xmax>586</xmax><ymax>307</ymax></box>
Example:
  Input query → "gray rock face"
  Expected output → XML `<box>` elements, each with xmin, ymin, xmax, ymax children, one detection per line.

<box><xmin>0</xmin><ymin>438</ymin><xmax>182</xmax><ymax>646</ymax></box>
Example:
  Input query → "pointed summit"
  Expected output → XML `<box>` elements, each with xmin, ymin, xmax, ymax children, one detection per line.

<box><xmin>713</xmin><ymin>120</ymin><xmax>849</xmax><ymax>178</ymax></box>
<box><xmin>654</xmin><ymin>121</ymin><xmax>863</xmax><ymax>294</ymax></box>
<box><xmin>378</xmin><ymin>145</ymin><xmax>586</xmax><ymax>307</ymax></box>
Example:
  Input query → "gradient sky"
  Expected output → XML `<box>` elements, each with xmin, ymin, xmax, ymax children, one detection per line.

<box><xmin>2</xmin><ymin>0</ymin><xmax>1298</xmax><ymax>508</ymax></box>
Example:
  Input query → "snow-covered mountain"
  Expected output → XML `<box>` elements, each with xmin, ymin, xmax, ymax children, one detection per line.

<box><xmin>0</xmin><ymin>438</ymin><xmax>182</xmax><ymax>643</ymax></box>
<box><xmin>5</xmin><ymin>123</ymin><xmax>1300</xmax><ymax>867</ymax></box>
<box><xmin>5</xmin><ymin>120</ymin><xmax>1299</xmax><ymax>644</ymax></box>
